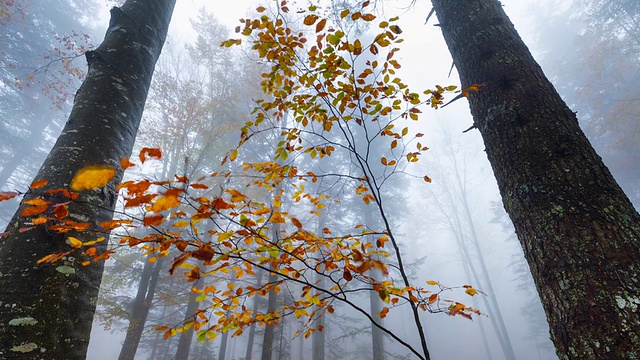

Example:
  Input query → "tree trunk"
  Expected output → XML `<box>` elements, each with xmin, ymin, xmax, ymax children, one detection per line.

<box><xmin>364</xmin><ymin>210</ymin><xmax>384</xmax><ymax>360</ymax></box>
<box><xmin>0</xmin><ymin>1</ymin><xmax>174</xmax><ymax>358</ymax></box>
<box><xmin>244</xmin><ymin>269</ymin><xmax>264</xmax><ymax>360</ymax></box>
<box><xmin>430</xmin><ymin>1</ymin><xmax>640</xmax><ymax>358</ymax></box>
<box><xmin>261</xmin><ymin>271</ymin><xmax>278</xmax><ymax>360</ymax></box>
<box><xmin>175</xmin><ymin>281</ymin><xmax>204</xmax><ymax>360</ymax></box>
<box><xmin>119</xmin><ymin>256</ymin><xmax>165</xmax><ymax>360</ymax></box>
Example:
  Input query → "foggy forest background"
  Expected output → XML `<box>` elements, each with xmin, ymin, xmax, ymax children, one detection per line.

<box><xmin>1</xmin><ymin>0</ymin><xmax>638</xmax><ymax>359</ymax></box>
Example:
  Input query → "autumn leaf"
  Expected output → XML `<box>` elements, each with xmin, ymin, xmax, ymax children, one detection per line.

<box><xmin>293</xmin><ymin>308</ymin><xmax>309</xmax><ymax>318</ymax></box>
<box><xmin>71</xmin><ymin>165</ymin><xmax>116</xmax><ymax>191</ymax></box>
<box><xmin>361</xmin><ymin>13</ymin><xmax>376</xmax><ymax>21</ymax></box>
<box><xmin>464</xmin><ymin>285</ymin><xmax>478</xmax><ymax>296</ymax></box>
<box><xmin>423</xmin><ymin>176</ymin><xmax>432</xmax><ymax>183</ymax></box>
<box><xmin>120</xmin><ymin>157</ymin><xmax>135</xmax><ymax>169</ymax></box>
<box><xmin>139</xmin><ymin>147</ymin><xmax>162</xmax><ymax>163</ymax></box>
<box><xmin>143</xmin><ymin>214</ymin><xmax>165</xmax><ymax>226</ymax></box>
<box><xmin>316</xmin><ymin>18</ymin><xmax>327</xmax><ymax>32</ymax></box>
<box><xmin>226</xmin><ymin>189</ymin><xmax>247</xmax><ymax>203</ymax></box>
<box><xmin>343</xmin><ymin>268</ymin><xmax>353</xmax><ymax>281</ymax></box>
<box><xmin>428</xmin><ymin>293</ymin><xmax>438</xmax><ymax>304</ymax></box>
<box><xmin>21</xmin><ymin>198</ymin><xmax>50</xmax><ymax>217</ymax></box>
<box><xmin>378</xmin><ymin>307</ymin><xmax>390</xmax><ymax>319</ymax></box>
<box><xmin>190</xmin><ymin>183</ymin><xmax>209</xmax><ymax>190</ymax></box>
<box><xmin>53</xmin><ymin>204</ymin><xmax>69</xmax><ymax>219</ymax></box>
<box><xmin>426</xmin><ymin>280</ymin><xmax>438</xmax><ymax>286</ymax></box>
<box><xmin>0</xmin><ymin>191</ymin><xmax>19</xmax><ymax>201</ymax></box>
<box><xmin>151</xmin><ymin>188</ymin><xmax>183</xmax><ymax>213</ymax></box>
<box><xmin>30</xmin><ymin>179</ymin><xmax>48</xmax><ymax>189</ymax></box>
<box><xmin>290</xmin><ymin>217</ymin><xmax>303</xmax><ymax>228</ymax></box>
<box><xmin>303</xmin><ymin>14</ymin><xmax>318</xmax><ymax>26</ymax></box>
<box><xmin>67</xmin><ymin>236</ymin><xmax>83</xmax><ymax>249</ymax></box>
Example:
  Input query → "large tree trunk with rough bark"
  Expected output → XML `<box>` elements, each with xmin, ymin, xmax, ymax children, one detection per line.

<box><xmin>0</xmin><ymin>1</ymin><xmax>175</xmax><ymax>358</ymax></box>
<box><xmin>430</xmin><ymin>0</ymin><xmax>640</xmax><ymax>358</ymax></box>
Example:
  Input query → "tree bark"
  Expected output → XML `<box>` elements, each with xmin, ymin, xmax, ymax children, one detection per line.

<box><xmin>0</xmin><ymin>0</ymin><xmax>175</xmax><ymax>358</ymax></box>
<box><xmin>175</xmin><ymin>281</ymin><xmax>204</xmax><ymax>360</ymax></box>
<box><xmin>430</xmin><ymin>1</ymin><xmax>640</xmax><ymax>358</ymax></box>
<box><xmin>119</xmin><ymin>256</ymin><xmax>164</xmax><ymax>360</ymax></box>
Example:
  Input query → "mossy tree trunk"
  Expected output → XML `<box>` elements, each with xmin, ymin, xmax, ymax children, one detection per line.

<box><xmin>430</xmin><ymin>1</ymin><xmax>640</xmax><ymax>358</ymax></box>
<box><xmin>0</xmin><ymin>0</ymin><xmax>175</xmax><ymax>358</ymax></box>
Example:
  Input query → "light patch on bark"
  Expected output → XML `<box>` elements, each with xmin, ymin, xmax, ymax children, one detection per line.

<box><xmin>8</xmin><ymin>316</ymin><xmax>38</xmax><ymax>326</ymax></box>
<box><xmin>55</xmin><ymin>265</ymin><xmax>76</xmax><ymax>274</ymax></box>
<box><xmin>10</xmin><ymin>342</ymin><xmax>38</xmax><ymax>353</ymax></box>
<box><xmin>615</xmin><ymin>294</ymin><xmax>640</xmax><ymax>311</ymax></box>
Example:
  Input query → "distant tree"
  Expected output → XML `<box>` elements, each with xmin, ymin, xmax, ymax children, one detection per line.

<box><xmin>0</xmin><ymin>0</ymin><xmax>96</xmax><ymax>224</ymax></box>
<box><xmin>431</xmin><ymin>0</ymin><xmax>640</xmax><ymax>358</ymax></box>
<box><xmin>0</xmin><ymin>0</ymin><xmax>175</xmax><ymax>358</ymax></box>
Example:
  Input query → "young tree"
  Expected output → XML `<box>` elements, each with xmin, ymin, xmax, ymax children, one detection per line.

<box><xmin>430</xmin><ymin>1</ymin><xmax>640</xmax><ymax>358</ymax></box>
<box><xmin>0</xmin><ymin>0</ymin><xmax>175</xmax><ymax>358</ymax></box>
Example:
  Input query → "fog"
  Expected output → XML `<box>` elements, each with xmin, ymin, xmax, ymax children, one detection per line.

<box><xmin>1</xmin><ymin>0</ymin><xmax>637</xmax><ymax>359</ymax></box>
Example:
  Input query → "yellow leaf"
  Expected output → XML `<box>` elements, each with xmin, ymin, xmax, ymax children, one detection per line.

<box><xmin>340</xmin><ymin>9</ymin><xmax>350</xmax><ymax>19</ymax></box>
<box><xmin>227</xmin><ymin>189</ymin><xmax>247</xmax><ymax>202</ymax></box>
<box><xmin>465</xmin><ymin>286</ymin><xmax>478</xmax><ymax>297</ymax></box>
<box><xmin>294</xmin><ymin>308</ymin><xmax>309</xmax><ymax>318</ymax></box>
<box><xmin>67</xmin><ymin>236</ymin><xmax>83</xmax><ymax>249</ymax></box>
<box><xmin>151</xmin><ymin>188</ymin><xmax>183</xmax><ymax>213</ymax></box>
<box><xmin>426</xmin><ymin>280</ymin><xmax>438</xmax><ymax>286</ymax></box>
<box><xmin>173</xmin><ymin>220</ymin><xmax>190</xmax><ymax>228</ymax></box>
<box><xmin>71</xmin><ymin>165</ymin><xmax>116</xmax><ymax>191</ymax></box>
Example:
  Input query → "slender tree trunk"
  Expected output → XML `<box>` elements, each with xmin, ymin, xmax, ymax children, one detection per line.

<box><xmin>261</xmin><ymin>271</ymin><xmax>278</xmax><ymax>360</ymax></box>
<box><xmin>0</xmin><ymin>1</ymin><xmax>174</xmax><ymax>358</ymax></box>
<box><xmin>431</xmin><ymin>1</ymin><xmax>640</xmax><ymax>358</ymax></box>
<box><xmin>364</xmin><ymin>210</ymin><xmax>384</xmax><ymax>360</ymax></box>
<box><xmin>175</xmin><ymin>280</ymin><xmax>204</xmax><ymax>360</ymax></box>
<box><xmin>245</xmin><ymin>269</ymin><xmax>264</xmax><ymax>360</ymax></box>
<box><xmin>119</xmin><ymin>256</ymin><xmax>165</xmax><ymax>360</ymax></box>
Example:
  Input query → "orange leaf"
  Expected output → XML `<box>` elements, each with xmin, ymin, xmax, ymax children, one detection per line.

<box><xmin>99</xmin><ymin>219</ymin><xmax>133</xmax><ymax>231</ymax></box>
<box><xmin>139</xmin><ymin>147</ymin><xmax>162</xmax><ymax>163</ymax></box>
<box><xmin>423</xmin><ymin>176</ymin><xmax>432</xmax><ymax>183</ymax></box>
<box><xmin>71</xmin><ymin>165</ymin><xmax>116</xmax><ymax>191</ymax></box>
<box><xmin>0</xmin><ymin>191</ymin><xmax>19</xmax><ymax>201</ymax></box>
<box><xmin>53</xmin><ymin>204</ymin><xmax>69</xmax><ymax>219</ymax></box>
<box><xmin>290</xmin><ymin>217</ymin><xmax>303</xmax><ymax>228</ymax></box>
<box><xmin>212</xmin><ymin>198</ymin><xmax>234</xmax><ymax>210</ymax></box>
<box><xmin>143</xmin><ymin>214</ymin><xmax>165</xmax><ymax>226</ymax></box>
<box><xmin>21</xmin><ymin>204</ymin><xmax>49</xmax><ymax>217</ymax></box>
<box><xmin>378</xmin><ymin>307</ymin><xmax>389</xmax><ymax>319</ymax></box>
<box><xmin>120</xmin><ymin>157</ymin><xmax>135</xmax><ymax>169</ymax></box>
<box><xmin>428</xmin><ymin>293</ymin><xmax>438</xmax><ymax>304</ymax></box>
<box><xmin>190</xmin><ymin>183</ymin><xmax>209</xmax><ymax>190</ymax></box>
<box><xmin>361</xmin><ymin>13</ymin><xmax>376</xmax><ymax>21</ymax></box>
<box><xmin>315</xmin><ymin>18</ymin><xmax>327</xmax><ymax>32</ymax></box>
<box><xmin>303</xmin><ymin>14</ymin><xmax>318</xmax><ymax>26</ymax></box>
<box><xmin>30</xmin><ymin>179</ymin><xmax>48</xmax><ymax>189</ymax></box>
<box><xmin>32</xmin><ymin>217</ymin><xmax>49</xmax><ymax>225</ymax></box>
<box><xmin>343</xmin><ymin>268</ymin><xmax>352</xmax><ymax>281</ymax></box>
